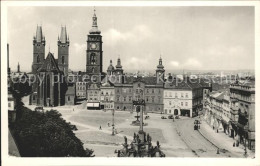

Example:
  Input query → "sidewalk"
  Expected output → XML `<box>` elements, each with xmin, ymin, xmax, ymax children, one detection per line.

<box><xmin>199</xmin><ymin>120</ymin><xmax>255</xmax><ymax>158</ymax></box>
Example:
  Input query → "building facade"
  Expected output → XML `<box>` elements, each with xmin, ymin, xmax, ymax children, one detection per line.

<box><xmin>100</xmin><ymin>81</ymin><xmax>115</xmax><ymax>110</ymax></box>
<box><xmin>230</xmin><ymin>79</ymin><xmax>255</xmax><ymax>150</ymax></box>
<box><xmin>29</xmin><ymin>26</ymin><xmax>73</xmax><ymax>107</ymax></box>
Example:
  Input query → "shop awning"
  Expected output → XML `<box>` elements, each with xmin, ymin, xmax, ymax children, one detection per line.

<box><xmin>87</xmin><ymin>103</ymin><xmax>100</xmax><ymax>108</ymax></box>
<box><xmin>93</xmin><ymin>103</ymin><xmax>99</xmax><ymax>107</ymax></box>
<box><xmin>87</xmin><ymin>103</ymin><xmax>94</xmax><ymax>107</ymax></box>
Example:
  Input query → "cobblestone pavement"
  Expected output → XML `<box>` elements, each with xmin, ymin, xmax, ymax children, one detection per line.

<box><xmin>22</xmin><ymin>96</ymin><xmax>254</xmax><ymax>157</ymax></box>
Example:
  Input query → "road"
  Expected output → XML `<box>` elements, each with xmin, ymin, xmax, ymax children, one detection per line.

<box><xmin>175</xmin><ymin>118</ymin><xmax>239</xmax><ymax>157</ymax></box>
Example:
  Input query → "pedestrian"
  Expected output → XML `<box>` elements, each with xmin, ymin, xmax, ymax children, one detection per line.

<box><xmin>217</xmin><ymin>129</ymin><xmax>219</xmax><ymax>133</ymax></box>
<box><xmin>108</xmin><ymin>122</ymin><xmax>110</xmax><ymax>127</ymax></box>
<box><xmin>73</xmin><ymin>108</ymin><xmax>74</xmax><ymax>112</ymax></box>
<box><xmin>99</xmin><ymin>125</ymin><xmax>102</xmax><ymax>130</ymax></box>
<box><xmin>213</xmin><ymin>126</ymin><xmax>215</xmax><ymax>130</ymax></box>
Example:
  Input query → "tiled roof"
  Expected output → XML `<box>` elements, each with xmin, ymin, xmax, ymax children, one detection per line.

<box><xmin>38</xmin><ymin>52</ymin><xmax>60</xmax><ymax>72</ymax></box>
<box><xmin>187</xmin><ymin>79</ymin><xmax>202</xmax><ymax>89</ymax></box>
<box><xmin>199</xmin><ymin>78</ymin><xmax>212</xmax><ymax>87</ymax></box>
<box><xmin>164</xmin><ymin>81</ymin><xmax>192</xmax><ymax>90</ymax></box>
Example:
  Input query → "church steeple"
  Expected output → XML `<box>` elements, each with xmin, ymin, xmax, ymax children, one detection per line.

<box><xmin>156</xmin><ymin>56</ymin><xmax>165</xmax><ymax>84</ymax></box>
<box><xmin>58</xmin><ymin>26</ymin><xmax>70</xmax><ymax>76</ymax></box>
<box><xmin>107</xmin><ymin>60</ymin><xmax>115</xmax><ymax>75</ymax></box>
<box><xmin>59</xmin><ymin>26</ymin><xmax>68</xmax><ymax>44</ymax></box>
<box><xmin>89</xmin><ymin>8</ymin><xmax>101</xmax><ymax>34</ymax></box>
<box><xmin>35</xmin><ymin>25</ymin><xmax>45</xmax><ymax>43</ymax></box>
<box><xmin>32</xmin><ymin>25</ymin><xmax>45</xmax><ymax>74</ymax></box>
<box><xmin>116</xmin><ymin>57</ymin><xmax>123</xmax><ymax>69</ymax></box>
<box><xmin>17</xmin><ymin>62</ymin><xmax>20</xmax><ymax>73</ymax></box>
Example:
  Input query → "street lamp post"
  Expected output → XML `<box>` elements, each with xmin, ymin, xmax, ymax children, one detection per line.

<box><xmin>112</xmin><ymin>109</ymin><xmax>115</xmax><ymax>136</ymax></box>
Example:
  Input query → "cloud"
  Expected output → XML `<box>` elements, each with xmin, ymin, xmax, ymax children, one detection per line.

<box><xmin>170</xmin><ymin>61</ymin><xmax>179</xmax><ymax>67</ymax></box>
<box><xmin>124</xmin><ymin>56</ymin><xmax>150</xmax><ymax>70</ymax></box>
<box><xmin>103</xmin><ymin>25</ymin><xmax>152</xmax><ymax>46</ymax></box>
<box><xmin>73</xmin><ymin>43</ymin><xmax>85</xmax><ymax>53</ymax></box>
<box><xmin>183</xmin><ymin>58</ymin><xmax>202</xmax><ymax>68</ymax></box>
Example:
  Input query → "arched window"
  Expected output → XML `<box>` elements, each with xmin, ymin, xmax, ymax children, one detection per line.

<box><xmin>62</xmin><ymin>56</ymin><xmax>65</xmax><ymax>64</ymax></box>
<box><xmin>37</xmin><ymin>55</ymin><xmax>40</xmax><ymax>63</ymax></box>
<box><xmin>90</xmin><ymin>53</ymin><xmax>96</xmax><ymax>64</ymax></box>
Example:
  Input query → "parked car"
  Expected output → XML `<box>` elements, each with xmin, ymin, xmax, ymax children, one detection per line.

<box><xmin>175</xmin><ymin>115</ymin><xmax>180</xmax><ymax>119</ymax></box>
<box><xmin>161</xmin><ymin>116</ymin><xmax>167</xmax><ymax>119</ymax></box>
<box><xmin>168</xmin><ymin>115</ymin><xmax>174</xmax><ymax>119</ymax></box>
<box><xmin>34</xmin><ymin>106</ymin><xmax>44</xmax><ymax>112</ymax></box>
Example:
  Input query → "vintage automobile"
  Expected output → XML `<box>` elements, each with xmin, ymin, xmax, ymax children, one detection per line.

<box><xmin>34</xmin><ymin>106</ymin><xmax>44</xmax><ymax>112</ymax></box>
<box><xmin>168</xmin><ymin>115</ymin><xmax>174</xmax><ymax>119</ymax></box>
<box><xmin>161</xmin><ymin>116</ymin><xmax>167</xmax><ymax>119</ymax></box>
<box><xmin>175</xmin><ymin>115</ymin><xmax>180</xmax><ymax>119</ymax></box>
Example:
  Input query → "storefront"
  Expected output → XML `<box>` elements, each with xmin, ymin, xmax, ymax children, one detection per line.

<box><xmin>87</xmin><ymin>102</ymin><xmax>100</xmax><ymax>110</ymax></box>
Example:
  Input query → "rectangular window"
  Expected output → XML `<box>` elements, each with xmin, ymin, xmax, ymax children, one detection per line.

<box><xmin>124</xmin><ymin>97</ymin><xmax>126</xmax><ymax>101</ymax></box>
<box><xmin>123</xmin><ymin>88</ymin><xmax>127</xmax><ymax>93</ymax></box>
<box><xmin>152</xmin><ymin>89</ymin><xmax>154</xmax><ymax>93</ymax></box>
<box><xmin>181</xmin><ymin>102</ymin><xmax>183</xmax><ymax>106</ymax></box>
<box><xmin>186</xmin><ymin>93</ymin><xmax>188</xmax><ymax>98</ymax></box>
<box><xmin>8</xmin><ymin>103</ymin><xmax>11</xmax><ymax>107</ymax></box>
<box><xmin>129</xmin><ymin>88</ymin><xmax>132</xmax><ymax>93</ymax></box>
<box><xmin>152</xmin><ymin>97</ymin><xmax>154</xmax><ymax>102</ymax></box>
<box><xmin>147</xmin><ymin>89</ymin><xmax>149</xmax><ymax>93</ymax></box>
<box><xmin>129</xmin><ymin>97</ymin><xmax>132</xmax><ymax>101</ymax></box>
<box><xmin>117</xmin><ymin>96</ymin><xmax>120</xmax><ymax>102</ymax></box>
<box><xmin>169</xmin><ymin>101</ymin><xmax>171</xmax><ymax>105</ymax></box>
<box><xmin>181</xmin><ymin>93</ymin><xmax>183</xmax><ymax>98</ymax></box>
<box><xmin>185</xmin><ymin>102</ymin><xmax>188</xmax><ymax>106</ymax></box>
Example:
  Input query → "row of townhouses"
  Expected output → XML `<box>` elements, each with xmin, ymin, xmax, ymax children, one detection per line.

<box><xmin>204</xmin><ymin>78</ymin><xmax>255</xmax><ymax>150</ymax></box>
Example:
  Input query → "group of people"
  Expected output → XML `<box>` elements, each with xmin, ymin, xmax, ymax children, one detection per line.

<box><xmin>98</xmin><ymin>122</ymin><xmax>118</xmax><ymax>134</ymax></box>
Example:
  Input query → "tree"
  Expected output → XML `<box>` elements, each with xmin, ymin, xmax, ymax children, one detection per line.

<box><xmin>10</xmin><ymin>107</ymin><xmax>94</xmax><ymax>157</ymax></box>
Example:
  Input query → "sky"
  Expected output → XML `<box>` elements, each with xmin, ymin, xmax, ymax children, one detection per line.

<box><xmin>7</xmin><ymin>6</ymin><xmax>255</xmax><ymax>72</ymax></box>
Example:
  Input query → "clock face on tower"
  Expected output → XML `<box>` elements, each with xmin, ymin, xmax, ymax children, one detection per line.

<box><xmin>91</xmin><ymin>43</ymin><xmax>97</xmax><ymax>49</ymax></box>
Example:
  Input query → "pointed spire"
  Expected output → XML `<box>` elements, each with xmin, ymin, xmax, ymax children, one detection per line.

<box><xmin>116</xmin><ymin>57</ymin><xmax>122</xmax><ymax>69</ymax></box>
<box><xmin>17</xmin><ymin>62</ymin><xmax>20</xmax><ymax>73</ymax></box>
<box><xmin>157</xmin><ymin>55</ymin><xmax>164</xmax><ymax>70</ymax></box>
<box><xmin>89</xmin><ymin>7</ymin><xmax>101</xmax><ymax>34</ymax></box>
<box><xmin>36</xmin><ymin>25</ymin><xmax>43</xmax><ymax>42</ymax></box>
<box><xmin>60</xmin><ymin>26</ymin><xmax>68</xmax><ymax>43</ymax></box>
<box><xmin>107</xmin><ymin>59</ymin><xmax>115</xmax><ymax>73</ymax></box>
<box><xmin>7</xmin><ymin>44</ymin><xmax>10</xmax><ymax>76</ymax></box>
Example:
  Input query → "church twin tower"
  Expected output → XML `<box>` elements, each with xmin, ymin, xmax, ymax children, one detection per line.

<box><xmin>31</xmin><ymin>10</ymin><xmax>102</xmax><ymax>77</ymax></box>
<box><xmin>32</xmin><ymin>25</ymin><xmax>69</xmax><ymax>75</ymax></box>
